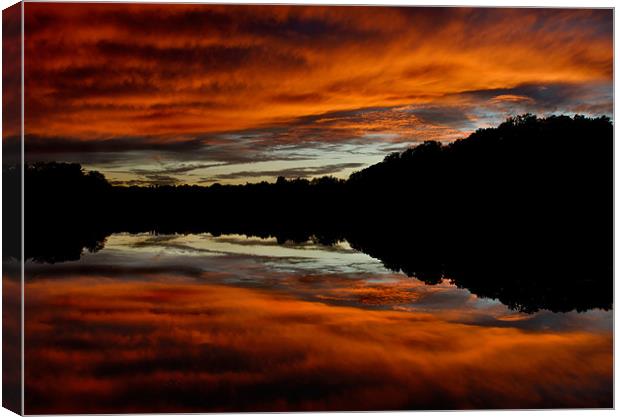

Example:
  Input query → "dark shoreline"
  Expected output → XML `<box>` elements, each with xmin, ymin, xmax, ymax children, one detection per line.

<box><xmin>6</xmin><ymin>114</ymin><xmax>613</xmax><ymax>313</ymax></box>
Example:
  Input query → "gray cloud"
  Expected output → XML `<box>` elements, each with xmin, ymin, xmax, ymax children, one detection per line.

<box><xmin>458</xmin><ymin>82</ymin><xmax>613</xmax><ymax>115</ymax></box>
<box><xmin>201</xmin><ymin>162</ymin><xmax>367</xmax><ymax>183</ymax></box>
<box><xmin>129</xmin><ymin>162</ymin><xmax>226</xmax><ymax>176</ymax></box>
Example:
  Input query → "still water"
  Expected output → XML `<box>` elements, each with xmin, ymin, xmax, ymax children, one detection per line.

<box><xmin>24</xmin><ymin>233</ymin><xmax>612</xmax><ymax>413</ymax></box>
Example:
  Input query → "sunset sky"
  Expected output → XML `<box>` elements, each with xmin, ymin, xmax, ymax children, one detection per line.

<box><xmin>17</xmin><ymin>4</ymin><xmax>613</xmax><ymax>185</ymax></box>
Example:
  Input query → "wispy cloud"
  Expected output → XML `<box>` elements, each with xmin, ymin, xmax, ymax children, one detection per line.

<box><xmin>200</xmin><ymin>162</ymin><xmax>367</xmax><ymax>183</ymax></box>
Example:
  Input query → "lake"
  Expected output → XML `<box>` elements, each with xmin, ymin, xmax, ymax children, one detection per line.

<box><xmin>22</xmin><ymin>232</ymin><xmax>612</xmax><ymax>413</ymax></box>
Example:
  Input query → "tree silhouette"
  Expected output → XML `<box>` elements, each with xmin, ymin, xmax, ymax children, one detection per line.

<box><xmin>19</xmin><ymin>114</ymin><xmax>613</xmax><ymax>312</ymax></box>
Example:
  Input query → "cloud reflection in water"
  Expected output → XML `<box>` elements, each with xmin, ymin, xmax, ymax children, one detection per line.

<box><xmin>24</xmin><ymin>233</ymin><xmax>612</xmax><ymax>413</ymax></box>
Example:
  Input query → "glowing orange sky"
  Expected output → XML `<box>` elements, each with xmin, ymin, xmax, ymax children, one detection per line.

<box><xmin>13</xmin><ymin>4</ymin><xmax>614</xmax><ymax>184</ymax></box>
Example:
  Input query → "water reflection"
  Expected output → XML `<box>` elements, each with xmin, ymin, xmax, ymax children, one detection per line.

<box><xmin>24</xmin><ymin>233</ymin><xmax>612</xmax><ymax>413</ymax></box>
<box><xmin>26</xmin><ymin>227</ymin><xmax>612</xmax><ymax>313</ymax></box>
<box><xmin>3</xmin><ymin>263</ymin><xmax>22</xmax><ymax>413</ymax></box>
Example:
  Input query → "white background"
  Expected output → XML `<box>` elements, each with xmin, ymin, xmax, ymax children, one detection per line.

<box><xmin>0</xmin><ymin>0</ymin><xmax>616</xmax><ymax>416</ymax></box>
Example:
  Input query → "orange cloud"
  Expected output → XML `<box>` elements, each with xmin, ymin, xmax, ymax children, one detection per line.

<box><xmin>23</xmin><ymin>5</ymin><xmax>612</xmax><ymax>140</ymax></box>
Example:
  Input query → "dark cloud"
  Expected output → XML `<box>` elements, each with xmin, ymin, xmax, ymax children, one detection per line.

<box><xmin>26</xmin><ymin>4</ymin><xmax>390</xmax><ymax>47</ymax></box>
<box><xmin>24</xmin><ymin>134</ymin><xmax>205</xmax><ymax>155</ymax></box>
<box><xmin>129</xmin><ymin>163</ymin><xmax>226</xmax><ymax>176</ymax></box>
<box><xmin>143</xmin><ymin>174</ymin><xmax>180</xmax><ymax>186</ymax></box>
<box><xmin>459</xmin><ymin>82</ymin><xmax>612</xmax><ymax>113</ymax></box>
<box><xmin>405</xmin><ymin>106</ymin><xmax>477</xmax><ymax>130</ymax></box>
<box><xmin>201</xmin><ymin>162</ymin><xmax>367</xmax><ymax>183</ymax></box>
<box><xmin>109</xmin><ymin>174</ymin><xmax>182</xmax><ymax>187</ymax></box>
<box><xmin>110</xmin><ymin>163</ymin><xmax>227</xmax><ymax>186</ymax></box>
<box><xmin>95</xmin><ymin>40</ymin><xmax>308</xmax><ymax>73</ymax></box>
<box><xmin>270</xmin><ymin>92</ymin><xmax>328</xmax><ymax>104</ymax></box>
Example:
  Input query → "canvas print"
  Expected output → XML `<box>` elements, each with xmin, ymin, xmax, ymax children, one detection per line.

<box><xmin>2</xmin><ymin>2</ymin><xmax>614</xmax><ymax>414</ymax></box>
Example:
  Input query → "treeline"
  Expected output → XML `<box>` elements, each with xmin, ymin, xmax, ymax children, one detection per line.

<box><xmin>23</xmin><ymin>114</ymin><xmax>613</xmax><ymax>225</ymax></box>
<box><xmin>6</xmin><ymin>114</ymin><xmax>613</xmax><ymax>312</ymax></box>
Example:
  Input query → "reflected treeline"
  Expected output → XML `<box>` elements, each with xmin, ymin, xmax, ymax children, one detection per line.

<box><xmin>10</xmin><ymin>114</ymin><xmax>613</xmax><ymax>313</ymax></box>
